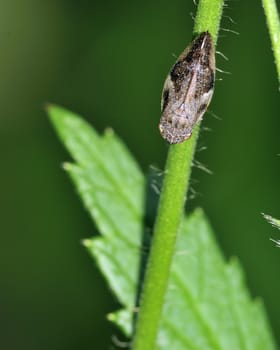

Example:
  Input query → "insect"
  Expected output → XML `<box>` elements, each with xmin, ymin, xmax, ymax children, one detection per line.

<box><xmin>159</xmin><ymin>32</ymin><xmax>215</xmax><ymax>144</ymax></box>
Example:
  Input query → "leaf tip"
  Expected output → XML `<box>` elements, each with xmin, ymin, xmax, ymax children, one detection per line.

<box><xmin>44</xmin><ymin>102</ymin><xmax>53</xmax><ymax>111</ymax></box>
<box><xmin>104</xmin><ymin>127</ymin><xmax>114</xmax><ymax>136</ymax></box>
<box><xmin>62</xmin><ymin>162</ymin><xmax>72</xmax><ymax>171</ymax></box>
<box><xmin>192</xmin><ymin>207</ymin><xmax>205</xmax><ymax>219</ymax></box>
<box><xmin>107</xmin><ymin>312</ymin><xmax>115</xmax><ymax>322</ymax></box>
<box><xmin>46</xmin><ymin>103</ymin><xmax>76</xmax><ymax>131</ymax></box>
<box><xmin>45</xmin><ymin>103</ymin><xmax>61</xmax><ymax>123</ymax></box>
<box><xmin>82</xmin><ymin>238</ymin><xmax>93</xmax><ymax>248</ymax></box>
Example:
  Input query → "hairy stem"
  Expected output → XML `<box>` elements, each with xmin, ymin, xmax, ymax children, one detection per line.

<box><xmin>131</xmin><ymin>1</ymin><xmax>224</xmax><ymax>350</ymax></box>
<box><xmin>262</xmin><ymin>0</ymin><xmax>280</xmax><ymax>82</ymax></box>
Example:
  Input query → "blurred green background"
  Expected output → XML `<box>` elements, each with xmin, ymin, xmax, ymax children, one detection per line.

<box><xmin>1</xmin><ymin>0</ymin><xmax>280</xmax><ymax>349</ymax></box>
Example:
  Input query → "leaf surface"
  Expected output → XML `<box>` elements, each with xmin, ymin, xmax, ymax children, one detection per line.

<box><xmin>49</xmin><ymin>105</ymin><xmax>276</xmax><ymax>350</ymax></box>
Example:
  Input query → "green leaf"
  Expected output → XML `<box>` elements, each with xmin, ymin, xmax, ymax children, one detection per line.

<box><xmin>157</xmin><ymin>211</ymin><xmax>275</xmax><ymax>350</ymax></box>
<box><xmin>48</xmin><ymin>104</ymin><xmax>145</xmax><ymax>308</ymax></box>
<box><xmin>48</xmin><ymin>105</ymin><xmax>276</xmax><ymax>349</ymax></box>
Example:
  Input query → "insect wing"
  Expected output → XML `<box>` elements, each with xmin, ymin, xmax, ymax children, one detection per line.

<box><xmin>159</xmin><ymin>32</ymin><xmax>215</xmax><ymax>144</ymax></box>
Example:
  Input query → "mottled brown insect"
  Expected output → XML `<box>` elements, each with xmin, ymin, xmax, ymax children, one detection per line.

<box><xmin>159</xmin><ymin>32</ymin><xmax>215</xmax><ymax>144</ymax></box>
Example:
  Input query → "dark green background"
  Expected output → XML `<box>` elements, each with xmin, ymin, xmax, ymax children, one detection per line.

<box><xmin>1</xmin><ymin>1</ymin><xmax>280</xmax><ymax>349</ymax></box>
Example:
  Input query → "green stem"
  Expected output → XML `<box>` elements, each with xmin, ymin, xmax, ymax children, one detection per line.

<box><xmin>131</xmin><ymin>1</ymin><xmax>224</xmax><ymax>350</ymax></box>
<box><xmin>262</xmin><ymin>0</ymin><xmax>280</xmax><ymax>82</ymax></box>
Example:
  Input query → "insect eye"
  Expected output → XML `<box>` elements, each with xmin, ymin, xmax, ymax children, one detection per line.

<box><xmin>162</xmin><ymin>89</ymin><xmax>169</xmax><ymax>111</ymax></box>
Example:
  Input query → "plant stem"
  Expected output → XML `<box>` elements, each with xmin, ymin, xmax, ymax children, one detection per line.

<box><xmin>131</xmin><ymin>1</ymin><xmax>224</xmax><ymax>350</ymax></box>
<box><xmin>262</xmin><ymin>0</ymin><xmax>280</xmax><ymax>82</ymax></box>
